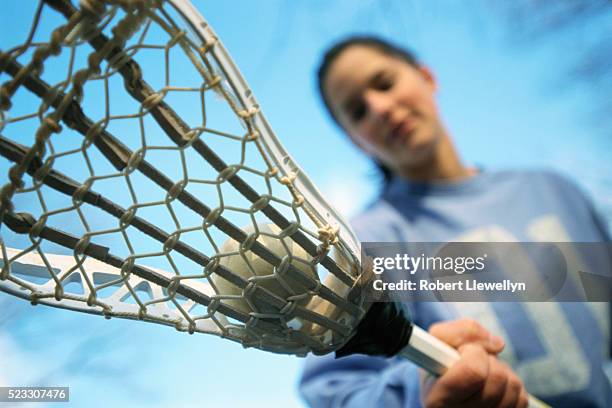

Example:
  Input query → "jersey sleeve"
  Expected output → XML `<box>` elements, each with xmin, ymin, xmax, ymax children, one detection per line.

<box><xmin>542</xmin><ymin>169</ymin><xmax>611</xmax><ymax>240</ymax></box>
<box><xmin>298</xmin><ymin>353</ymin><xmax>422</xmax><ymax>408</ymax></box>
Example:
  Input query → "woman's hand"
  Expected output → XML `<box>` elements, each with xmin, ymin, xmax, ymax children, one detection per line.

<box><xmin>421</xmin><ymin>318</ymin><xmax>529</xmax><ymax>408</ymax></box>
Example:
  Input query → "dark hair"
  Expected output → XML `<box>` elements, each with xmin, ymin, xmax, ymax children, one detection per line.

<box><xmin>317</xmin><ymin>36</ymin><xmax>420</xmax><ymax>184</ymax></box>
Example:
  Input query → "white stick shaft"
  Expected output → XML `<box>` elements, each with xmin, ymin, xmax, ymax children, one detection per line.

<box><xmin>398</xmin><ymin>326</ymin><xmax>550</xmax><ymax>408</ymax></box>
<box><xmin>400</xmin><ymin>325</ymin><xmax>460</xmax><ymax>376</ymax></box>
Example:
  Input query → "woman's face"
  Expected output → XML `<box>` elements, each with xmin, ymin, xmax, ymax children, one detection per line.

<box><xmin>324</xmin><ymin>45</ymin><xmax>444</xmax><ymax>171</ymax></box>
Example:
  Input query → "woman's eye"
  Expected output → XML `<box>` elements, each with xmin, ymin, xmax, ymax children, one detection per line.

<box><xmin>375</xmin><ymin>76</ymin><xmax>393</xmax><ymax>91</ymax></box>
<box><xmin>351</xmin><ymin>102</ymin><xmax>367</xmax><ymax>122</ymax></box>
<box><xmin>377</xmin><ymin>78</ymin><xmax>393</xmax><ymax>91</ymax></box>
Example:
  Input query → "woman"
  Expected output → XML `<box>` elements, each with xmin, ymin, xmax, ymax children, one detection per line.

<box><xmin>299</xmin><ymin>37</ymin><xmax>611</xmax><ymax>407</ymax></box>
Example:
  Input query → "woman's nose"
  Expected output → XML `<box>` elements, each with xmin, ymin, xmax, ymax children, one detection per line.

<box><xmin>363</xmin><ymin>89</ymin><xmax>392</xmax><ymax>121</ymax></box>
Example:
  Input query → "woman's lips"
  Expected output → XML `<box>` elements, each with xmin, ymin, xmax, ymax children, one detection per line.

<box><xmin>388</xmin><ymin>118</ymin><xmax>415</xmax><ymax>145</ymax></box>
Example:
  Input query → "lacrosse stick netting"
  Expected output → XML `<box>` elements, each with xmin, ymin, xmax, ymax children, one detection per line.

<box><xmin>0</xmin><ymin>0</ymin><xmax>366</xmax><ymax>356</ymax></box>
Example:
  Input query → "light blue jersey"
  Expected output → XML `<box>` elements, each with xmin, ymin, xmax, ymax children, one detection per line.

<box><xmin>300</xmin><ymin>169</ymin><xmax>611</xmax><ymax>407</ymax></box>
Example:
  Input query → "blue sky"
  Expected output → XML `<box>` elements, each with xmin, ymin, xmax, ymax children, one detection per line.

<box><xmin>1</xmin><ymin>2</ymin><xmax>610</xmax><ymax>408</ymax></box>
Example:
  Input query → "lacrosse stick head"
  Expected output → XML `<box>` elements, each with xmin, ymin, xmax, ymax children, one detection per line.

<box><xmin>0</xmin><ymin>0</ymin><xmax>369</xmax><ymax>356</ymax></box>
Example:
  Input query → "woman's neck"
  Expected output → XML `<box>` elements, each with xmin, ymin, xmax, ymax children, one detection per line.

<box><xmin>398</xmin><ymin>131</ymin><xmax>475</xmax><ymax>183</ymax></box>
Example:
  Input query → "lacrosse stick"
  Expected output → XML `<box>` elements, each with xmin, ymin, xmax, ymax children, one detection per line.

<box><xmin>0</xmin><ymin>1</ymin><xmax>548</xmax><ymax>406</ymax></box>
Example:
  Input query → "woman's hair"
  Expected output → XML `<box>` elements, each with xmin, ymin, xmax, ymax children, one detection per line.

<box><xmin>317</xmin><ymin>36</ymin><xmax>420</xmax><ymax>184</ymax></box>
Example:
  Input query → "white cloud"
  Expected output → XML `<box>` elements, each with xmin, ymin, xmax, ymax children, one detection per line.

<box><xmin>320</xmin><ymin>173</ymin><xmax>377</xmax><ymax>220</ymax></box>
